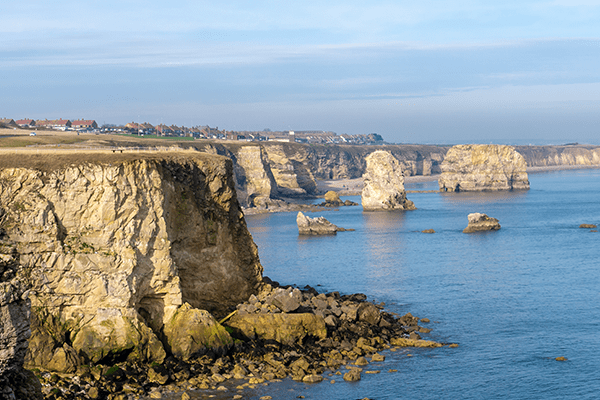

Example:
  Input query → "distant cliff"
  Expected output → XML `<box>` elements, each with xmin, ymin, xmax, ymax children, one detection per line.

<box><xmin>193</xmin><ymin>142</ymin><xmax>448</xmax><ymax>199</ymax></box>
<box><xmin>0</xmin><ymin>150</ymin><xmax>263</xmax><ymax>375</ymax></box>
<box><xmin>439</xmin><ymin>145</ymin><xmax>530</xmax><ymax>191</ymax></box>
<box><xmin>515</xmin><ymin>145</ymin><xmax>600</xmax><ymax>168</ymax></box>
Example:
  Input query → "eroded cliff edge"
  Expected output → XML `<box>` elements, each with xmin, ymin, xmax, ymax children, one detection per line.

<box><xmin>0</xmin><ymin>150</ymin><xmax>263</xmax><ymax>375</ymax></box>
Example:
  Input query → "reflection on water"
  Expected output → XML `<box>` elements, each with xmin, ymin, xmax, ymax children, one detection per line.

<box><xmin>439</xmin><ymin>189</ymin><xmax>529</xmax><ymax>206</ymax></box>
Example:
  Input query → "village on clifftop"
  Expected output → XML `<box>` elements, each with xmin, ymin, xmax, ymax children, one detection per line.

<box><xmin>0</xmin><ymin>118</ymin><xmax>384</xmax><ymax>145</ymax></box>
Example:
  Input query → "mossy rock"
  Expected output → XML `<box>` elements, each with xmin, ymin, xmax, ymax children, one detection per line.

<box><xmin>163</xmin><ymin>303</ymin><xmax>233</xmax><ymax>361</ymax></box>
<box><xmin>226</xmin><ymin>312</ymin><xmax>327</xmax><ymax>346</ymax></box>
<box><xmin>71</xmin><ymin>316</ymin><xmax>165</xmax><ymax>364</ymax></box>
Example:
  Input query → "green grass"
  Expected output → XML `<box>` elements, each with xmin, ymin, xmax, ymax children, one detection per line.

<box><xmin>116</xmin><ymin>133</ymin><xmax>195</xmax><ymax>141</ymax></box>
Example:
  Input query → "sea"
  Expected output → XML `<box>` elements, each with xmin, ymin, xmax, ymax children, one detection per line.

<box><xmin>172</xmin><ymin>168</ymin><xmax>600</xmax><ymax>400</ymax></box>
<box><xmin>242</xmin><ymin>168</ymin><xmax>600</xmax><ymax>400</ymax></box>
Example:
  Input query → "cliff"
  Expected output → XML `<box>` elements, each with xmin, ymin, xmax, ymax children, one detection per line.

<box><xmin>257</xmin><ymin>142</ymin><xmax>447</xmax><ymax>180</ymax></box>
<box><xmin>438</xmin><ymin>145</ymin><xmax>530</xmax><ymax>191</ymax></box>
<box><xmin>0</xmin><ymin>149</ymin><xmax>263</xmax><ymax>373</ymax></box>
<box><xmin>515</xmin><ymin>145</ymin><xmax>600</xmax><ymax>168</ymax></box>
<box><xmin>194</xmin><ymin>142</ymin><xmax>447</xmax><ymax>195</ymax></box>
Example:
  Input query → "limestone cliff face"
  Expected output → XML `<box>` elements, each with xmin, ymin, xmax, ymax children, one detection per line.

<box><xmin>0</xmin><ymin>233</ymin><xmax>42</xmax><ymax>398</ymax></box>
<box><xmin>361</xmin><ymin>151</ymin><xmax>416</xmax><ymax>211</ymax></box>
<box><xmin>515</xmin><ymin>145</ymin><xmax>600</xmax><ymax>168</ymax></box>
<box><xmin>233</xmin><ymin>145</ymin><xmax>279</xmax><ymax>206</ymax></box>
<box><xmin>438</xmin><ymin>145</ymin><xmax>530</xmax><ymax>192</ymax></box>
<box><xmin>263</xmin><ymin>145</ymin><xmax>318</xmax><ymax>196</ymax></box>
<box><xmin>292</xmin><ymin>144</ymin><xmax>447</xmax><ymax>180</ymax></box>
<box><xmin>0</xmin><ymin>150</ymin><xmax>262</xmax><ymax>371</ymax></box>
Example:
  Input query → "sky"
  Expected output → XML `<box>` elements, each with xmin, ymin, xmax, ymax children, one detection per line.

<box><xmin>1</xmin><ymin>1</ymin><xmax>599</xmax><ymax>144</ymax></box>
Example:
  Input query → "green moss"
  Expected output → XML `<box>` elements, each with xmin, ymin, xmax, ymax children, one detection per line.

<box><xmin>206</xmin><ymin>219</ymin><xmax>217</xmax><ymax>245</ymax></box>
<box><xmin>11</xmin><ymin>202</ymin><xmax>25</xmax><ymax>212</ymax></box>
<box><xmin>104</xmin><ymin>365</ymin><xmax>120</xmax><ymax>376</ymax></box>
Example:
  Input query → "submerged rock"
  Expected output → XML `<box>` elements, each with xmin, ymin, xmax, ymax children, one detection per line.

<box><xmin>361</xmin><ymin>150</ymin><xmax>416</xmax><ymax>211</ymax></box>
<box><xmin>296</xmin><ymin>211</ymin><xmax>353</xmax><ymax>235</ymax></box>
<box><xmin>438</xmin><ymin>144</ymin><xmax>530</xmax><ymax>192</ymax></box>
<box><xmin>463</xmin><ymin>213</ymin><xmax>501</xmax><ymax>233</ymax></box>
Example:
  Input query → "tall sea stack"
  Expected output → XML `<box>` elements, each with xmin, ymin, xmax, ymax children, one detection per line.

<box><xmin>361</xmin><ymin>150</ymin><xmax>416</xmax><ymax>211</ymax></box>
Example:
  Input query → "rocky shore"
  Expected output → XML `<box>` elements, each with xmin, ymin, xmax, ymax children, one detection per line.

<box><xmin>32</xmin><ymin>278</ymin><xmax>453</xmax><ymax>400</ymax></box>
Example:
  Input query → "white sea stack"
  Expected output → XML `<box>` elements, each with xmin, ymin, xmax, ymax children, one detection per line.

<box><xmin>361</xmin><ymin>150</ymin><xmax>416</xmax><ymax>211</ymax></box>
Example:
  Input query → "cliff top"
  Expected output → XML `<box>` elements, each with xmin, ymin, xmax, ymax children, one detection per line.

<box><xmin>0</xmin><ymin>148</ymin><xmax>229</xmax><ymax>172</ymax></box>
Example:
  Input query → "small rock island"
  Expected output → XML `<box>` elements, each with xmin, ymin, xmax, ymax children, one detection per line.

<box><xmin>296</xmin><ymin>211</ymin><xmax>352</xmax><ymax>235</ymax></box>
<box><xmin>463</xmin><ymin>213</ymin><xmax>501</xmax><ymax>233</ymax></box>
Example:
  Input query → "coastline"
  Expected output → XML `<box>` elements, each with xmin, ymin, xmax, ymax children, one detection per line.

<box><xmin>316</xmin><ymin>164</ymin><xmax>600</xmax><ymax>196</ymax></box>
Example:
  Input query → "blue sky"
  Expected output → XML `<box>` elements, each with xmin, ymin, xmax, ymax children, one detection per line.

<box><xmin>1</xmin><ymin>1</ymin><xmax>599</xmax><ymax>144</ymax></box>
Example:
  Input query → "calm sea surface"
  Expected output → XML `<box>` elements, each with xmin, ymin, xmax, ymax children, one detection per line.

<box><xmin>242</xmin><ymin>169</ymin><xmax>600</xmax><ymax>400</ymax></box>
<box><xmin>175</xmin><ymin>169</ymin><xmax>600</xmax><ymax>400</ymax></box>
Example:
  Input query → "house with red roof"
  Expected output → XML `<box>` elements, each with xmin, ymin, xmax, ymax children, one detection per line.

<box><xmin>72</xmin><ymin>120</ymin><xmax>98</xmax><ymax>130</ymax></box>
<box><xmin>16</xmin><ymin>119</ymin><xmax>36</xmax><ymax>127</ymax></box>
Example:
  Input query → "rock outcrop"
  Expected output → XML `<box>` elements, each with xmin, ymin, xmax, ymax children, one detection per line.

<box><xmin>232</xmin><ymin>145</ymin><xmax>279</xmax><ymax>207</ymax></box>
<box><xmin>463</xmin><ymin>213</ymin><xmax>501</xmax><ymax>233</ymax></box>
<box><xmin>361</xmin><ymin>151</ymin><xmax>416</xmax><ymax>211</ymax></box>
<box><xmin>296</xmin><ymin>212</ymin><xmax>352</xmax><ymax>235</ymax></box>
<box><xmin>263</xmin><ymin>145</ymin><xmax>318</xmax><ymax>196</ymax></box>
<box><xmin>0</xmin><ymin>150</ymin><xmax>263</xmax><ymax>372</ymax></box>
<box><xmin>438</xmin><ymin>144</ymin><xmax>530</xmax><ymax>192</ymax></box>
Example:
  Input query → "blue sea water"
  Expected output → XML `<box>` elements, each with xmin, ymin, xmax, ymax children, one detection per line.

<box><xmin>238</xmin><ymin>169</ymin><xmax>600</xmax><ymax>400</ymax></box>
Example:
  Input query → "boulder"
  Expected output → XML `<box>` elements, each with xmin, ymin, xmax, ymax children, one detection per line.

<box><xmin>463</xmin><ymin>213</ymin><xmax>501</xmax><ymax>233</ymax></box>
<box><xmin>579</xmin><ymin>224</ymin><xmax>597</xmax><ymax>229</ymax></box>
<box><xmin>361</xmin><ymin>150</ymin><xmax>416</xmax><ymax>211</ymax></box>
<box><xmin>163</xmin><ymin>303</ymin><xmax>233</xmax><ymax>361</ymax></box>
<box><xmin>296</xmin><ymin>212</ymin><xmax>352</xmax><ymax>235</ymax></box>
<box><xmin>324</xmin><ymin>191</ymin><xmax>343</xmax><ymax>206</ymax></box>
<box><xmin>269</xmin><ymin>287</ymin><xmax>303</xmax><ymax>312</ymax></box>
<box><xmin>438</xmin><ymin>144</ymin><xmax>530</xmax><ymax>191</ymax></box>
<box><xmin>226</xmin><ymin>313</ymin><xmax>327</xmax><ymax>346</ymax></box>
<box><xmin>343</xmin><ymin>367</ymin><xmax>362</xmax><ymax>382</ymax></box>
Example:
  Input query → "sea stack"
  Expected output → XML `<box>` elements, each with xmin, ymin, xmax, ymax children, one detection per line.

<box><xmin>296</xmin><ymin>211</ymin><xmax>351</xmax><ymax>235</ymax></box>
<box><xmin>438</xmin><ymin>144</ymin><xmax>530</xmax><ymax>192</ymax></box>
<box><xmin>463</xmin><ymin>213</ymin><xmax>501</xmax><ymax>233</ymax></box>
<box><xmin>361</xmin><ymin>150</ymin><xmax>416</xmax><ymax>211</ymax></box>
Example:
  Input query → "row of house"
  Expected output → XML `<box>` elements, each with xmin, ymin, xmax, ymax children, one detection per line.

<box><xmin>8</xmin><ymin>118</ymin><xmax>99</xmax><ymax>131</ymax></box>
<box><xmin>2</xmin><ymin>117</ymin><xmax>385</xmax><ymax>144</ymax></box>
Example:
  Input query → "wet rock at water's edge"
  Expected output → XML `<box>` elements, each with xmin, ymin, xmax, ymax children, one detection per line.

<box><xmin>296</xmin><ymin>211</ymin><xmax>354</xmax><ymax>235</ymax></box>
<box><xmin>463</xmin><ymin>213</ymin><xmax>501</xmax><ymax>233</ymax></box>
